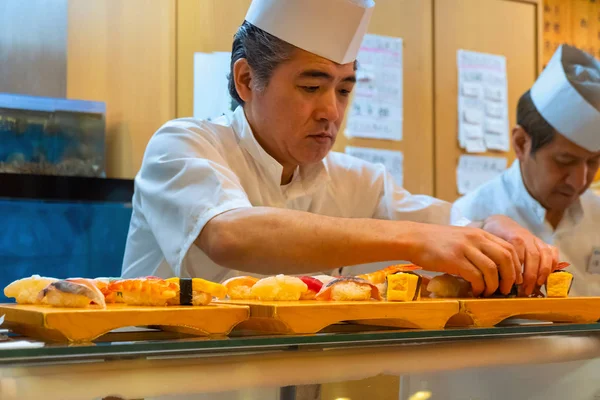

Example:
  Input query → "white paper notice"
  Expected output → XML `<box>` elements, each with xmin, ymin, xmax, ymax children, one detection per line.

<box><xmin>456</xmin><ymin>155</ymin><xmax>507</xmax><ymax>195</ymax></box>
<box><xmin>345</xmin><ymin>34</ymin><xmax>403</xmax><ymax>141</ymax></box>
<box><xmin>457</xmin><ymin>50</ymin><xmax>510</xmax><ymax>152</ymax></box>
<box><xmin>194</xmin><ymin>52</ymin><xmax>236</xmax><ymax>121</ymax></box>
<box><xmin>346</xmin><ymin>146</ymin><xmax>403</xmax><ymax>187</ymax></box>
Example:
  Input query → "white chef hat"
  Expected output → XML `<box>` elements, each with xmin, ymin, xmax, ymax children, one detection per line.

<box><xmin>531</xmin><ymin>44</ymin><xmax>600</xmax><ymax>152</ymax></box>
<box><xmin>244</xmin><ymin>0</ymin><xmax>375</xmax><ymax>65</ymax></box>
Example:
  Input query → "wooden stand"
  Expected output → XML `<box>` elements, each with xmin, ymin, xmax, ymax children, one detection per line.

<box><xmin>220</xmin><ymin>300</ymin><xmax>460</xmax><ymax>334</ymax></box>
<box><xmin>0</xmin><ymin>303</ymin><xmax>250</xmax><ymax>343</ymax></box>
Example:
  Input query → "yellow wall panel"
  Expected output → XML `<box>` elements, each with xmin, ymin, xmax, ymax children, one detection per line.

<box><xmin>434</xmin><ymin>0</ymin><xmax>540</xmax><ymax>202</ymax></box>
<box><xmin>67</xmin><ymin>0</ymin><xmax>177</xmax><ymax>179</ymax></box>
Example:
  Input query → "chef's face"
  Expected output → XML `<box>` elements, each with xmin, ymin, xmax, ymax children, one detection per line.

<box><xmin>241</xmin><ymin>48</ymin><xmax>356</xmax><ymax>168</ymax></box>
<box><xmin>515</xmin><ymin>127</ymin><xmax>600</xmax><ymax>212</ymax></box>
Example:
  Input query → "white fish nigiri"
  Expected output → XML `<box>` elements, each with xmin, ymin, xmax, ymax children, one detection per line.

<box><xmin>38</xmin><ymin>280</ymin><xmax>107</xmax><ymax>308</ymax></box>
<box><xmin>4</xmin><ymin>275</ymin><xmax>58</xmax><ymax>304</ymax></box>
<box><xmin>250</xmin><ymin>275</ymin><xmax>308</xmax><ymax>301</ymax></box>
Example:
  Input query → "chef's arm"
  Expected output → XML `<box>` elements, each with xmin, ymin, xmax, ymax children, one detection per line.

<box><xmin>197</xmin><ymin>206</ymin><xmax>524</xmax><ymax>296</ymax></box>
<box><xmin>197</xmin><ymin>207</ymin><xmax>412</xmax><ymax>275</ymax></box>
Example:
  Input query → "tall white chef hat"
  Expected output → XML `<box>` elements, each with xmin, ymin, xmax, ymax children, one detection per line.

<box><xmin>244</xmin><ymin>0</ymin><xmax>375</xmax><ymax>65</ymax></box>
<box><xmin>531</xmin><ymin>44</ymin><xmax>600</xmax><ymax>152</ymax></box>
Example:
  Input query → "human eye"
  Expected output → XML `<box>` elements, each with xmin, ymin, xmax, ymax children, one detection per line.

<box><xmin>300</xmin><ymin>86</ymin><xmax>319</xmax><ymax>93</ymax></box>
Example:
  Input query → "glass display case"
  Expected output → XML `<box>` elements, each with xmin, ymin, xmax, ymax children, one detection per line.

<box><xmin>0</xmin><ymin>93</ymin><xmax>106</xmax><ymax>178</ymax></box>
<box><xmin>0</xmin><ymin>173</ymin><xmax>134</xmax><ymax>302</ymax></box>
<box><xmin>2</xmin><ymin>322</ymin><xmax>600</xmax><ymax>400</ymax></box>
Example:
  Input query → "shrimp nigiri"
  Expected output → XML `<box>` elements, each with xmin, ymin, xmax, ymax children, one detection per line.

<box><xmin>222</xmin><ymin>276</ymin><xmax>260</xmax><ymax>300</ymax></box>
<box><xmin>107</xmin><ymin>277</ymin><xmax>178</xmax><ymax>306</ymax></box>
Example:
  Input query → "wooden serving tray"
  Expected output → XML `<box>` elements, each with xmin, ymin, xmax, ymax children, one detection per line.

<box><xmin>0</xmin><ymin>303</ymin><xmax>250</xmax><ymax>343</ymax></box>
<box><xmin>449</xmin><ymin>297</ymin><xmax>600</xmax><ymax>327</ymax></box>
<box><xmin>217</xmin><ymin>300</ymin><xmax>460</xmax><ymax>334</ymax></box>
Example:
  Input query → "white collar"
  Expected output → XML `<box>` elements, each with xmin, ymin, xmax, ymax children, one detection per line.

<box><xmin>231</xmin><ymin>106</ymin><xmax>330</xmax><ymax>197</ymax></box>
<box><xmin>504</xmin><ymin>160</ymin><xmax>584</xmax><ymax>227</ymax></box>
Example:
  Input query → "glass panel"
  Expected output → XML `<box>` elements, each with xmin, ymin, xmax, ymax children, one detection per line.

<box><xmin>0</xmin><ymin>198</ymin><xmax>132</xmax><ymax>301</ymax></box>
<box><xmin>2</xmin><ymin>323</ymin><xmax>599</xmax><ymax>365</ymax></box>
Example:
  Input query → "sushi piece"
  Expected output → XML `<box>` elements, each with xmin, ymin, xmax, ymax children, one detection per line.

<box><xmin>315</xmin><ymin>277</ymin><xmax>381</xmax><ymax>301</ymax></box>
<box><xmin>545</xmin><ymin>263</ymin><xmax>573</xmax><ymax>298</ymax></box>
<box><xmin>386</xmin><ymin>272</ymin><xmax>422</xmax><ymax>302</ymax></box>
<box><xmin>312</xmin><ymin>275</ymin><xmax>336</xmax><ymax>285</ymax></box>
<box><xmin>426</xmin><ymin>274</ymin><xmax>473</xmax><ymax>298</ymax></box>
<box><xmin>222</xmin><ymin>276</ymin><xmax>260</xmax><ymax>300</ymax></box>
<box><xmin>358</xmin><ymin>264</ymin><xmax>423</xmax><ymax>297</ymax></box>
<box><xmin>38</xmin><ymin>280</ymin><xmax>107</xmax><ymax>308</ymax></box>
<box><xmin>107</xmin><ymin>277</ymin><xmax>179</xmax><ymax>306</ymax></box>
<box><xmin>92</xmin><ymin>277</ymin><xmax>123</xmax><ymax>303</ymax></box>
<box><xmin>358</xmin><ymin>264</ymin><xmax>423</xmax><ymax>285</ymax></box>
<box><xmin>3</xmin><ymin>275</ymin><xmax>58</xmax><ymax>304</ymax></box>
<box><xmin>298</xmin><ymin>276</ymin><xmax>324</xmax><ymax>300</ymax></box>
<box><xmin>166</xmin><ymin>277</ymin><xmax>228</xmax><ymax>306</ymax></box>
<box><xmin>250</xmin><ymin>275</ymin><xmax>308</xmax><ymax>301</ymax></box>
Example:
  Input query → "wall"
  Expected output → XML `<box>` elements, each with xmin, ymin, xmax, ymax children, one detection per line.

<box><xmin>66</xmin><ymin>0</ymin><xmax>177</xmax><ymax>179</ymax></box>
<box><xmin>542</xmin><ymin>0</ymin><xmax>600</xmax><ymax>183</ymax></box>
<box><xmin>0</xmin><ymin>0</ymin><xmax>68</xmax><ymax>98</ymax></box>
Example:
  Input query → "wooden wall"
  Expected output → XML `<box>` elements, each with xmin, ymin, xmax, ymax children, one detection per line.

<box><xmin>434</xmin><ymin>0</ymin><xmax>541</xmax><ymax>202</ymax></box>
<box><xmin>0</xmin><ymin>0</ymin><xmax>68</xmax><ymax>98</ymax></box>
<box><xmin>332</xmin><ymin>0</ymin><xmax>435</xmax><ymax>196</ymax></box>
<box><xmin>543</xmin><ymin>0</ymin><xmax>600</xmax><ymax>67</ymax></box>
<box><xmin>66</xmin><ymin>0</ymin><xmax>177</xmax><ymax>179</ymax></box>
<box><xmin>542</xmin><ymin>0</ymin><xmax>600</xmax><ymax>182</ymax></box>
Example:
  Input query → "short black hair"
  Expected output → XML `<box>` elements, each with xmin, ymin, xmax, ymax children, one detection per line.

<box><xmin>516</xmin><ymin>90</ymin><xmax>556</xmax><ymax>154</ymax></box>
<box><xmin>227</xmin><ymin>21</ymin><xmax>296</xmax><ymax>106</ymax></box>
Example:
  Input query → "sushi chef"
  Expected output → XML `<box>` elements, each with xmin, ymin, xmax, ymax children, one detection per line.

<box><xmin>454</xmin><ymin>45</ymin><xmax>600</xmax><ymax>296</ymax></box>
<box><xmin>122</xmin><ymin>0</ymin><xmax>557</xmax><ymax>297</ymax></box>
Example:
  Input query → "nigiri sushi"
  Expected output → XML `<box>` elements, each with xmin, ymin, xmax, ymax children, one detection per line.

<box><xmin>92</xmin><ymin>277</ymin><xmax>123</xmax><ymax>303</ymax></box>
<box><xmin>358</xmin><ymin>264</ymin><xmax>423</xmax><ymax>297</ymax></box>
<box><xmin>386</xmin><ymin>272</ymin><xmax>422</xmax><ymax>302</ymax></box>
<box><xmin>315</xmin><ymin>277</ymin><xmax>381</xmax><ymax>301</ymax></box>
<box><xmin>222</xmin><ymin>276</ymin><xmax>260</xmax><ymax>300</ymax></box>
<box><xmin>426</xmin><ymin>274</ymin><xmax>472</xmax><ymax>298</ymax></box>
<box><xmin>298</xmin><ymin>276</ymin><xmax>324</xmax><ymax>300</ymax></box>
<box><xmin>545</xmin><ymin>262</ymin><xmax>573</xmax><ymax>298</ymax></box>
<box><xmin>38</xmin><ymin>280</ymin><xmax>107</xmax><ymax>308</ymax></box>
<box><xmin>107</xmin><ymin>277</ymin><xmax>178</xmax><ymax>306</ymax></box>
<box><xmin>166</xmin><ymin>277</ymin><xmax>228</xmax><ymax>306</ymax></box>
<box><xmin>312</xmin><ymin>275</ymin><xmax>336</xmax><ymax>285</ymax></box>
<box><xmin>250</xmin><ymin>275</ymin><xmax>308</xmax><ymax>301</ymax></box>
<box><xmin>3</xmin><ymin>275</ymin><xmax>58</xmax><ymax>304</ymax></box>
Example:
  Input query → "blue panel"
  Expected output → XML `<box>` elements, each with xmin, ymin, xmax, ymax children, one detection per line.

<box><xmin>0</xmin><ymin>199</ymin><xmax>132</xmax><ymax>302</ymax></box>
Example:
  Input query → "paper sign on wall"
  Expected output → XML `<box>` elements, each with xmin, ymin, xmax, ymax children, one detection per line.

<box><xmin>193</xmin><ymin>52</ymin><xmax>237</xmax><ymax>121</ymax></box>
<box><xmin>345</xmin><ymin>34</ymin><xmax>403</xmax><ymax>141</ymax></box>
<box><xmin>456</xmin><ymin>155</ymin><xmax>507</xmax><ymax>195</ymax></box>
<box><xmin>345</xmin><ymin>146</ymin><xmax>403</xmax><ymax>187</ymax></box>
<box><xmin>457</xmin><ymin>50</ymin><xmax>510</xmax><ymax>152</ymax></box>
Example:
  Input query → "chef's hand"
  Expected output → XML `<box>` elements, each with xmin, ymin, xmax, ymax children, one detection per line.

<box><xmin>408</xmin><ymin>224</ymin><xmax>520</xmax><ymax>297</ymax></box>
<box><xmin>478</xmin><ymin>215</ymin><xmax>558</xmax><ymax>296</ymax></box>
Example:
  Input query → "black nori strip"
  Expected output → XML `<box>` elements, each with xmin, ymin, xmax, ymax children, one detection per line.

<box><xmin>179</xmin><ymin>278</ymin><xmax>193</xmax><ymax>305</ymax></box>
<box><xmin>491</xmin><ymin>283</ymin><xmax>518</xmax><ymax>298</ymax></box>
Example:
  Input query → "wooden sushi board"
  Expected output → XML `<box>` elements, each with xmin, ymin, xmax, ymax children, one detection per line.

<box><xmin>217</xmin><ymin>300</ymin><xmax>460</xmax><ymax>334</ymax></box>
<box><xmin>0</xmin><ymin>303</ymin><xmax>250</xmax><ymax>343</ymax></box>
<box><xmin>450</xmin><ymin>297</ymin><xmax>600</xmax><ymax>327</ymax></box>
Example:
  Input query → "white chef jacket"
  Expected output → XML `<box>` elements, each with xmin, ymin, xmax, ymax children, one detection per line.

<box><xmin>453</xmin><ymin>160</ymin><xmax>600</xmax><ymax>296</ymax></box>
<box><xmin>121</xmin><ymin>106</ymin><xmax>467</xmax><ymax>282</ymax></box>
